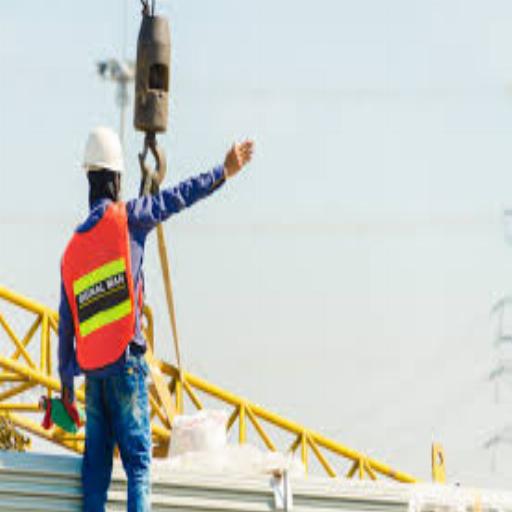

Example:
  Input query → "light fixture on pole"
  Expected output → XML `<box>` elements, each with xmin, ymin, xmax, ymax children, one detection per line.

<box><xmin>97</xmin><ymin>58</ymin><xmax>135</xmax><ymax>145</ymax></box>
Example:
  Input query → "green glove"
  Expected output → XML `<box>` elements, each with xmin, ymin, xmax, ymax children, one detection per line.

<box><xmin>41</xmin><ymin>397</ymin><xmax>84</xmax><ymax>434</ymax></box>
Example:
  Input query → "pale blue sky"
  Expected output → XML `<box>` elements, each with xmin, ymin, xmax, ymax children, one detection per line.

<box><xmin>2</xmin><ymin>0</ymin><xmax>512</xmax><ymax>487</ymax></box>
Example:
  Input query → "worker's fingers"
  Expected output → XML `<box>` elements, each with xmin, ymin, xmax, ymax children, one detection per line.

<box><xmin>226</xmin><ymin>140</ymin><xmax>254</xmax><ymax>175</ymax></box>
<box><xmin>239</xmin><ymin>151</ymin><xmax>251</xmax><ymax>164</ymax></box>
<box><xmin>239</xmin><ymin>141</ymin><xmax>254</xmax><ymax>160</ymax></box>
<box><xmin>240</xmin><ymin>140</ymin><xmax>254</xmax><ymax>152</ymax></box>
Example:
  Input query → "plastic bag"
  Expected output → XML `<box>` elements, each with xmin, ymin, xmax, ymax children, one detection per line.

<box><xmin>156</xmin><ymin>442</ymin><xmax>305</xmax><ymax>478</ymax></box>
<box><xmin>170</xmin><ymin>410</ymin><xmax>228</xmax><ymax>456</ymax></box>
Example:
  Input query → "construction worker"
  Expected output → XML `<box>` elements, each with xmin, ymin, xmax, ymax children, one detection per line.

<box><xmin>58</xmin><ymin>126</ymin><xmax>254</xmax><ymax>511</ymax></box>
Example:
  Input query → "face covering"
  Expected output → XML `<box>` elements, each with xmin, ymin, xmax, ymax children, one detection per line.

<box><xmin>87</xmin><ymin>170</ymin><xmax>121</xmax><ymax>209</ymax></box>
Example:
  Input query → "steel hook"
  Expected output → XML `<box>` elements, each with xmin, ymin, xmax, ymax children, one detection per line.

<box><xmin>139</xmin><ymin>132</ymin><xmax>167</xmax><ymax>196</ymax></box>
<box><xmin>140</xmin><ymin>0</ymin><xmax>150</xmax><ymax>16</ymax></box>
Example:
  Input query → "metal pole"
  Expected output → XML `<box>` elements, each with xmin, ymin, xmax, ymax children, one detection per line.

<box><xmin>119</xmin><ymin>83</ymin><xmax>126</xmax><ymax>147</ymax></box>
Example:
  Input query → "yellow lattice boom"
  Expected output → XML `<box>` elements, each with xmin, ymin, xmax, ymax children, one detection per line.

<box><xmin>0</xmin><ymin>284</ymin><xmax>418</xmax><ymax>483</ymax></box>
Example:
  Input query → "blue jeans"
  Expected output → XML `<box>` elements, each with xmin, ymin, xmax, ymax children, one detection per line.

<box><xmin>82</xmin><ymin>354</ymin><xmax>151</xmax><ymax>511</ymax></box>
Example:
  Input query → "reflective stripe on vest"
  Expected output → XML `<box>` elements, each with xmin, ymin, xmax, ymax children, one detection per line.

<box><xmin>61</xmin><ymin>202</ymin><xmax>136</xmax><ymax>370</ymax></box>
<box><xmin>73</xmin><ymin>257</ymin><xmax>132</xmax><ymax>337</ymax></box>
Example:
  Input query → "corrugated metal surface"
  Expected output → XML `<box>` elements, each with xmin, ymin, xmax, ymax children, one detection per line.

<box><xmin>1</xmin><ymin>452</ymin><xmax>512</xmax><ymax>512</ymax></box>
<box><xmin>0</xmin><ymin>452</ymin><xmax>82</xmax><ymax>511</ymax></box>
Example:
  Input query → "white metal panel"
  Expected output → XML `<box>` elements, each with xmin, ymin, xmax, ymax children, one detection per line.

<box><xmin>1</xmin><ymin>452</ymin><xmax>512</xmax><ymax>512</ymax></box>
<box><xmin>0</xmin><ymin>452</ymin><xmax>82</xmax><ymax>511</ymax></box>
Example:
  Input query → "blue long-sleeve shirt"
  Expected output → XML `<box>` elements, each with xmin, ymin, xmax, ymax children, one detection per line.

<box><xmin>58</xmin><ymin>165</ymin><xmax>226</xmax><ymax>399</ymax></box>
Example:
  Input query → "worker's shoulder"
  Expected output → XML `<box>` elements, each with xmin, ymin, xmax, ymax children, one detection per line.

<box><xmin>76</xmin><ymin>203</ymin><xmax>109</xmax><ymax>233</ymax></box>
<box><xmin>124</xmin><ymin>196</ymin><xmax>156</xmax><ymax>233</ymax></box>
<box><xmin>124</xmin><ymin>195</ymin><xmax>145</xmax><ymax>216</ymax></box>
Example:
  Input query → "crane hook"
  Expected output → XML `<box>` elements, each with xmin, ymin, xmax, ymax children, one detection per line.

<box><xmin>138</xmin><ymin>132</ymin><xmax>167</xmax><ymax>196</ymax></box>
<box><xmin>140</xmin><ymin>0</ymin><xmax>156</xmax><ymax>16</ymax></box>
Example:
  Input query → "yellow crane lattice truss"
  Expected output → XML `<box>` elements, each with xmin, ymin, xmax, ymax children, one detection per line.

<box><xmin>0</xmin><ymin>284</ymin><xmax>418</xmax><ymax>483</ymax></box>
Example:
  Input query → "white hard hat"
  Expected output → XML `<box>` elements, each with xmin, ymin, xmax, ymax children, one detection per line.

<box><xmin>83</xmin><ymin>126</ymin><xmax>124</xmax><ymax>173</ymax></box>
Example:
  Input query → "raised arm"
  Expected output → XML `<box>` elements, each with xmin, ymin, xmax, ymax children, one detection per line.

<box><xmin>126</xmin><ymin>140</ymin><xmax>254</xmax><ymax>232</ymax></box>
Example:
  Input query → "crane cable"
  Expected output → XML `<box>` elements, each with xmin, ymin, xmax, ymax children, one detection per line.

<box><xmin>156</xmin><ymin>225</ymin><xmax>183</xmax><ymax>372</ymax></box>
<box><xmin>137</xmin><ymin>0</ymin><xmax>184</xmax><ymax>375</ymax></box>
<box><xmin>138</xmin><ymin>139</ymin><xmax>183</xmax><ymax>375</ymax></box>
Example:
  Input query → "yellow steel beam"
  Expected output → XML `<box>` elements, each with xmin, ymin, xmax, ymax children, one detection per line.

<box><xmin>151</xmin><ymin>423</ymin><xmax>170</xmax><ymax>441</ymax></box>
<box><xmin>0</xmin><ymin>286</ymin><xmax>51</xmax><ymax>316</ymax></box>
<box><xmin>154</xmin><ymin>359</ymin><xmax>180</xmax><ymax>380</ymax></box>
<box><xmin>365</xmin><ymin>460</ymin><xmax>378</xmax><ymax>481</ymax></box>
<box><xmin>227</xmin><ymin>407</ymin><xmax>239</xmax><ymax>431</ymax></box>
<box><xmin>0</xmin><ymin>356</ymin><xmax>172</xmax><ymax>452</ymax></box>
<box><xmin>289</xmin><ymin>434</ymin><xmax>302</xmax><ymax>454</ymax></box>
<box><xmin>183</xmin><ymin>380</ymin><xmax>203</xmax><ymax>410</ymax></box>
<box><xmin>0</xmin><ymin>382</ymin><xmax>35</xmax><ymax>402</ymax></box>
<box><xmin>0</xmin><ymin>356</ymin><xmax>85</xmax><ymax>403</ymax></box>
<box><xmin>40</xmin><ymin>314</ymin><xmax>48</xmax><ymax>375</ymax></box>
<box><xmin>145</xmin><ymin>345</ymin><xmax>176</xmax><ymax>426</ymax></box>
<box><xmin>0</xmin><ymin>285</ymin><xmax>420</xmax><ymax>483</ymax></box>
<box><xmin>175</xmin><ymin>379</ymin><xmax>183</xmax><ymax>414</ymax></box>
<box><xmin>40</xmin><ymin>314</ymin><xmax>52</xmax><ymax>401</ymax></box>
<box><xmin>184</xmin><ymin>371</ymin><xmax>248</xmax><ymax>407</ymax></box>
<box><xmin>239</xmin><ymin>404</ymin><xmax>246</xmax><ymax>444</ymax></box>
<box><xmin>0</xmin><ymin>374</ymin><xmax>28</xmax><ymax>383</ymax></box>
<box><xmin>432</xmin><ymin>443</ymin><xmax>446</xmax><ymax>483</ymax></box>
<box><xmin>10</xmin><ymin>315</ymin><xmax>41</xmax><ymax>362</ymax></box>
<box><xmin>52</xmin><ymin>432</ymin><xmax>86</xmax><ymax>442</ymax></box>
<box><xmin>246</xmin><ymin>406</ymin><xmax>277</xmax><ymax>452</ymax></box>
<box><xmin>0</xmin><ymin>314</ymin><xmax>38</xmax><ymax>369</ymax></box>
<box><xmin>0</xmin><ymin>349</ymin><xmax>418</xmax><ymax>481</ymax></box>
<box><xmin>308</xmin><ymin>437</ymin><xmax>336</xmax><ymax>478</ymax></box>
<box><xmin>148</xmin><ymin>389</ymin><xmax>171</xmax><ymax>428</ymax></box>
<box><xmin>301</xmin><ymin>433</ymin><xmax>309</xmax><ymax>472</ymax></box>
<box><xmin>3</xmin><ymin>412</ymin><xmax>84</xmax><ymax>454</ymax></box>
<box><xmin>311</xmin><ymin>431</ymin><xmax>416</xmax><ymax>483</ymax></box>
<box><xmin>161</xmin><ymin>359</ymin><xmax>418</xmax><ymax>481</ymax></box>
<box><xmin>346</xmin><ymin>459</ymin><xmax>360</xmax><ymax>479</ymax></box>
<box><xmin>48</xmin><ymin>315</ymin><xmax>59</xmax><ymax>333</ymax></box>
<box><xmin>0</xmin><ymin>404</ymin><xmax>40</xmax><ymax>412</ymax></box>
<box><xmin>179</xmin><ymin>368</ymin><xmax>418</xmax><ymax>482</ymax></box>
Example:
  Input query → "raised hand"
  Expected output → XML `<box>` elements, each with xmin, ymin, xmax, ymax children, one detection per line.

<box><xmin>224</xmin><ymin>140</ymin><xmax>254</xmax><ymax>179</ymax></box>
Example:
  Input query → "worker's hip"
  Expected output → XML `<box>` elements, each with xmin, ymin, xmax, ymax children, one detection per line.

<box><xmin>84</xmin><ymin>352</ymin><xmax>150</xmax><ymax>426</ymax></box>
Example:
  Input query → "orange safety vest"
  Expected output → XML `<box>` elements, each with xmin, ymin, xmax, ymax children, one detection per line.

<box><xmin>61</xmin><ymin>202</ymin><xmax>136</xmax><ymax>370</ymax></box>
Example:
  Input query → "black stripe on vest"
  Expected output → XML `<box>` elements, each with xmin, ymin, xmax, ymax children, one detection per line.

<box><xmin>75</xmin><ymin>272</ymin><xmax>130</xmax><ymax>324</ymax></box>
